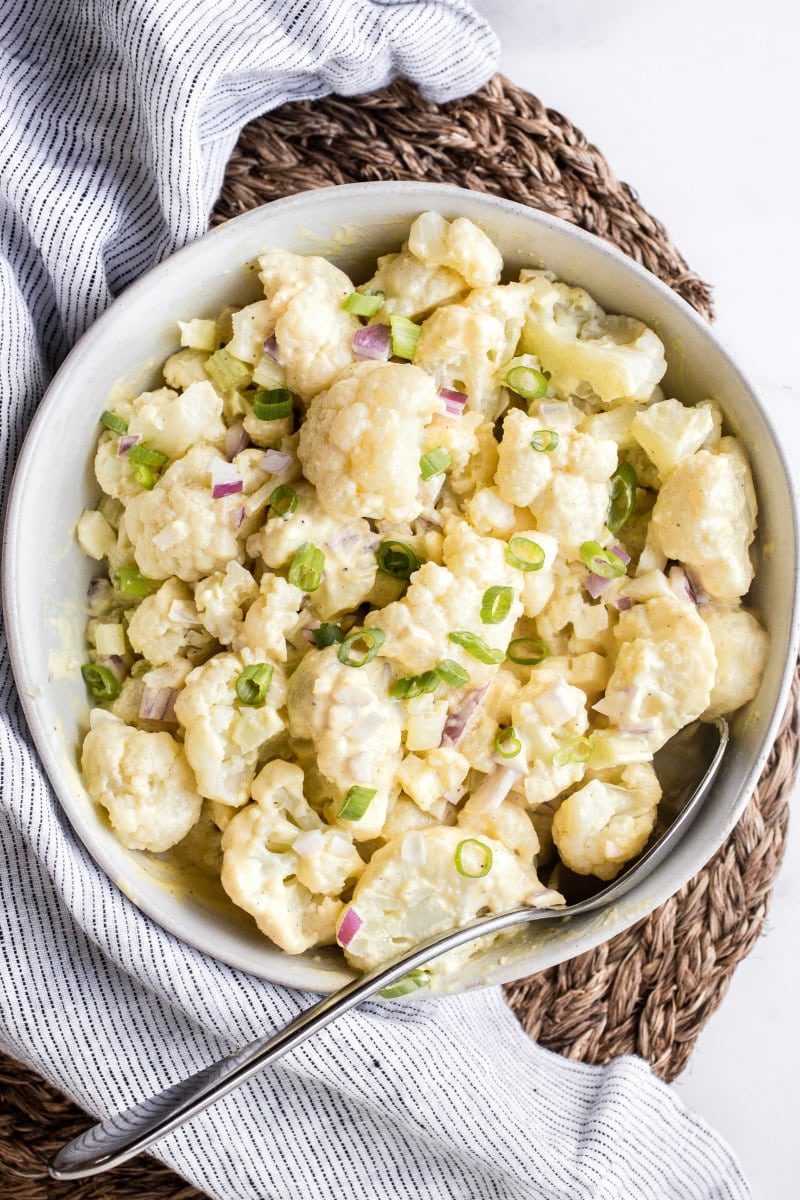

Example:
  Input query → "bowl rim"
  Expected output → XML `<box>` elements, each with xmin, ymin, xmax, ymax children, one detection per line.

<box><xmin>4</xmin><ymin>179</ymin><xmax>799</xmax><ymax>993</ymax></box>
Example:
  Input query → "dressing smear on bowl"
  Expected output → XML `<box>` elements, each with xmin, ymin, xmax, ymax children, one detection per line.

<box><xmin>73</xmin><ymin>211</ymin><xmax>768</xmax><ymax>990</ymax></box>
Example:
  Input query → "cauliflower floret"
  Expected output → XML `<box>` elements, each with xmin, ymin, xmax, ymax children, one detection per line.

<box><xmin>298</xmin><ymin>361</ymin><xmax>443</xmax><ymax>523</ymax></box>
<box><xmin>81</xmin><ymin>710</ymin><xmax>202</xmax><ymax>851</ymax></box>
<box><xmin>415</xmin><ymin>305</ymin><xmax>508</xmax><ymax>421</ymax></box>
<box><xmin>235</xmin><ymin>574</ymin><xmax>306</xmax><ymax>661</ymax></box>
<box><xmin>94</xmin><ymin>430</ymin><xmax>146</xmax><ymax>505</ymax></box>
<box><xmin>450</xmin><ymin>420</ymin><xmax>499</xmax><ymax>499</ymax></box>
<box><xmin>127</xmin><ymin>577</ymin><xmax>197</xmax><ymax>665</ymax></box>
<box><xmin>220</xmin><ymin>760</ymin><xmax>363</xmax><ymax>954</ymax></box>
<box><xmin>286</xmin><ymin>646</ymin><xmax>403</xmax><ymax>840</ymax></box>
<box><xmin>458</xmin><ymin>796</ymin><xmax>539</xmax><ymax>865</ymax></box>
<box><xmin>125</xmin><ymin>382</ymin><xmax>226</xmax><ymax>461</ymax></box>
<box><xmin>248</xmin><ymin>482</ymin><xmax>378</xmax><ymax>619</ymax></box>
<box><xmin>341</xmin><ymin>826</ymin><xmax>555</xmax><ymax>973</ymax></box>
<box><xmin>701</xmin><ymin>606</ymin><xmax>769</xmax><ymax>718</ymax></box>
<box><xmin>511</xmin><ymin>673</ymin><xmax>592</xmax><ymax>808</ymax></box>
<box><xmin>226</xmin><ymin>300</ymin><xmax>271</xmax><ymax>365</ymax></box>
<box><xmin>408</xmin><ymin>212</ymin><xmax>503</xmax><ymax>288</ymax></box>
<box><xmin>366</xmin><ymin>520</ymin><xmax>524</xmax><ymax>685</ymax></box>
<box><xmin>380</xmin><ymin>795</ymin><xmax>441</xmax><ymax>839</ymax></box>
<box><xmin>257</xmin><ymin>250</ymin><xmax>359</xmax><ymax>398</ymax></box>
<box><xmin>552</xmin><ymin>762</ymin><xmax>661</xmax><ymax>879</ymax></box>
<box><xmin>194</xmin><ymin>561</ymin><xmax>260</xmax><ymax>645</ymax></box>
<box><xmin>495</xmin><ymin>407</ymin><xmax>556</xmax><ymax>507</ymax></box>
<box><xmin>520</xmin><ymin>271</ymin><xmax>667</xmax><ymax>402</ymax></box>
<box><xmin>595</xmin><ymin>594</ymin><xmax>717</xmax><ymax>751</ymax></box>
<box><xmin>648</xmin><ymin>441</ymin><xmax>757</xmax><ymax>602</ymax></box>
<box><xmin>362</xmin><ymin>248</ymin><xmax>467</xmax><ymax>320</ymax></box>
<box><xmin>495</xmin><ymin>410</ymin><xmax>617</xmax><ymax>554</ymax></box>
<box><xmin>422</xmin><ymin>410</ymin><xmax>484</xmax><ymax>475</ymax></box>
<box><xmin>465</xmin><ymin>485</ymin><xmax>521</xmax><ymax>539</ymax></box>
<box><xmin>630</xmin><ymin>398</ymin><xmax>717</xmax><ymax>479</ymax></box>
<box><xmin>463</xmin><ymin>281</ymin><xmax>537</xmax><ymax>361</ymax></box>
<box><xmin>174</xmin><ymin>652</ymin><xmax>285</xmax><ymax>807</ymax></box>
<box><xmin>124</xmin><ymin>444</ymin><xmax>268</xmax><ymax>583</ymax></box>
<box><xmin>163</xmin><ymin>348</ymin><xmax>212</xmax><ymax>390</ymax></box>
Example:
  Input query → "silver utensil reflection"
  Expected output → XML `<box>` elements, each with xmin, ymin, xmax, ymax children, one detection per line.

<box><xmin>49</xmin><ymin>717</ymin><xmax>728</xmax><ymax>1182</ymax></box>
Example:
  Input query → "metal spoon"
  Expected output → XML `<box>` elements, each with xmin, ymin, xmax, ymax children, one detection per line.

<box><xmin>49</xmin><ymin>717</ymin><xmax>727</xmax><ymax>1181</ymax></box>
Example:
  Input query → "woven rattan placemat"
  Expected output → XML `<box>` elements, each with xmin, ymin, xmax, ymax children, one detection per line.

<box><xmin>2</xmin><ymin>76</ymin><xmax>797</xmax><ymax>1198</ymax></box>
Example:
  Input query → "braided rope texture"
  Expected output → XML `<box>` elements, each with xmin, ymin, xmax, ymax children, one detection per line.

<box><xmin>1</xmin><ymin>76</ymin><xmax>795</xmax><ymax>1199</ymax></box>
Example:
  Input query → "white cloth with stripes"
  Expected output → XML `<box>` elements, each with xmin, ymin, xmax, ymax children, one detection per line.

<box><xmin>0</xmin><ymin>2</ymin><xmax>751</xmax><ymax>1196</ymax></box>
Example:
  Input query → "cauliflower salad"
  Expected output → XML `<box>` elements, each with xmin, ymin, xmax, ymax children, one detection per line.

<box><xmin>76</xmin><ymin>211</ymin><xmax>768</xmax><ymax>989</ymax></box>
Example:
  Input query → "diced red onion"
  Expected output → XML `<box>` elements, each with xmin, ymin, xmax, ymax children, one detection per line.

<box><xmin>352</xmin><ymin>324</ymin><xmax>391</xmax><ymax>361</ymax></box>
<box><xmin>87</xmin><ymin>577</ymin><xmax>113</xmax><ymax>605</ymax></box>
<box><xmin>337</xmin><ymin>906</ymin><xmax>363</xmax><ymax>947</ymax></box>
<box><xmin>225</xmin><ymin>422</ymin><xmax>249</xmax><ymax>460</ymax></box>
<box><xmin>230</xmin><ymin>505</ymin><xmax>246</xmax><ymax>530</ymax></box>
<box><xmin>118</xmin><ymin>434</ymin><xmax>140</xmax><ymax>456</ymax></box>
<box><xmin>440</xmin><ymin>685</ymin><xmax>489</xmax><ymax>748</ymax></box>
<box><xmin>615</xmin><ymin>594</ymin><xmax>633</xmax><ymax>612</ymax></box>
<box><xmin>302</xmin><ymin>620</ymin><xmax>321</xmax><ymax>645</ymax></box>
<box><xmin>438</xmin><ymin>387</ymin><xmax>467</xmax><ymax>416</ymax></box>
<box><xmin>584</xmin><ymin>571</ymin><xmax>611</xmax><ymax>599</ymax></box>
<box><xmin>212</xmin><ymin>479</ymin><xmax>243</xmax><ymax>500</ymax></box>
<box><xmin>260</xmin><ymin>449</ymin><xmax>293</xmax><ymax>474</ymax></box>
<box><xmin>293</xmin><ymin>829</ymin><xmax>325</xmax><ymax>856</ymax></box>
<box><xmin>470</xmin><ymin>766</ymin><xmax>517</xmax><ymax>812</ymax></box>
<box><xmin>139</xmin><ymin>686</ymin><xmax>178</xmax><ymax>722</ymax></box>
<box><xmin>618</xmin><ymin>723</ymin><xmax>655</xmax><ymax>736</ymax></box>
<box><xmin>668</xmin><ymin>564</ymin><xmax>696</xmax><ymax>606</ymax></box>
<box><xmin>531</xmin><ymin>886</ymin><xmax>565</xmax><ymax>910</ymax></box>
<box><xmin>611</xmin><ymin>543</ymin><xmax>631</xmax><ymax>565</ymax></box>
<box><xmin>97</xmin><ymin>655</ymin><xmax>127</xmax><ymax>683</ymax></box>
<box><xmin>263</xmin><ymin>334</ymin><xmax>283</xmax><ymax>364</ymax></box>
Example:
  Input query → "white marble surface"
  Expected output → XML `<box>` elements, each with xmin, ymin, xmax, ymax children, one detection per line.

<box><xmin>471</xmin><ymin>2</ymin><xmax>799</xmax><ymax>1196</ymax></box>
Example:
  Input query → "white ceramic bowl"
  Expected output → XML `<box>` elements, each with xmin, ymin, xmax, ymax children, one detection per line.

<box><xmin>4</xmin><ymin>182</ymin><xmax>798</xmax><ymax>994</ymax></box>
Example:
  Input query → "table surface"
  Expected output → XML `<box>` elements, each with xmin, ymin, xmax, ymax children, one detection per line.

<box><xmin>472</xmin><ymin>2</ymin><xmax>799</xmax><ymax>1196</ymax></box>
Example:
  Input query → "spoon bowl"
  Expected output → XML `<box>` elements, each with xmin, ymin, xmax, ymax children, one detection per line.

<box><xmin>49</xmin><ymin>717</ymin><xmax>728</xmax><ymax>1182</ymax></box>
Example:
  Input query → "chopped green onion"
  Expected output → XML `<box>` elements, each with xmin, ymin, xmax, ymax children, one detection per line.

<box><xmin>81</xmin><ymin>663</ymin><xmax>121</xmax><ymax>702</ymax></box>
<box><xmin>579</xmin><ymin>541</ymin><xmax>627</xmax><ymax>580</ymax></box>
<box><xmin>270</xmin><ymin>484</ymin><xmax>298</xmax><ymax>517</ymax></box>
<box><xmin>480</xmin><ymin>585</ymin><xmax>513</xmax><ymax>625</ymax></box>
<box><xmin>313</xmin><ymin>623</ymin><xmax>343</xmax><ymax>649</ymax></box>
<box><xmin>607</xmin><ymin>462</ymin><xmax>637</xmax><ymax>534</ymax></box>
<box><xmin>342</xmin><ymin>290</ymin><xmax>385</xmax><ymax>317</ymax></box>
<box><xmin>235</xmin><ymin>662</ymin><xmax>274</xmax><ymax>706</ymax></box>
<box><xmin>553</xmin><ymin>737</ymin><xmax>595</xmax><ymax>768</ymax></box>
<box><xmin>389</xmin><ymin>314</ymin><xmax>421</xmax><ymax>360</ymax></box>
<box><xmin>380</xmin><ymin>968</ymin><xmax>431</xmax><ymax>999</ymax></box>
<box><xmin>390</xmin><ymin>670</ymin><xmax>439</xmax><ymax>700</ymax></box>
<box><xmin>448</xmin><ymin>631</ymin><xmax>505</xmax><ymax>665</ymax></box>
<box><xmin>530</xmin><ymin>429</ymin><xmax>559</xmax><ymax>453</ymax></box>
<box><xmin>494</xmin><ymin>726</ymin><xmax>522</xmax><ymax>759</ymax></box>
<box><xmin>112</xmin><ymin>567</ymin><xmax>159</xmax><ymax>598</ymax></box>
<box><xmin>420</xmin><ymin>445</ymin><xmax>452</xmax><ymax>482</ymax></box>
<box><xmin>506</xmin><ymin>365</ymin><xmax>547</xmax><ymax>401</ymax></box>
<box><xmin>253</xmin><ymin>388</ymin><xmax>293</xmax><ymax>421</ymax></box>
<box><xmin>435</xmin><ymin>659</ymin><xmax>470</xmax><ymax>687</ymax></box>
<box><xmin>337</xmin><ymin>785</ymin><xmax>376</xmax><ymax>821</ymax></box>
<box><xmin>454</xmin><ymin>838</ymin><xmax>493</xmax><ymax>878</ymax></box>
<box><xmin>131</xmin><ymin>461</ymin><xmax>156</xmax><ymax>490</ymax></box>
<box><xmin>204</xmin><ymin>347</ymin><xmax>252</xmax><ymax>393</ymax></box>
<box><xmin>288</xmin><ymin>542</ymin><xmax>325</xmax><ymax>592</ymax></box>
<box><xmin>506</xmin><ymin>636</ymin><xmax>549</xmax><ymax>665</ymax></box>
<box><xmin>338</xmin><ymin>628</ymin><xmax>385</xmax><ymax>668</ymax></box>
<box><xmin>100</xmin><ymin>410</ymin><xmax>128</xmax><ymax>435</ymax></box>
<box><xmin>506</xmin><ymin>536</ymin><xmax>545</xmax><ymax>573</ymax></box>
<box><xmin>127</xmin><ymin>443</ymin><xmax>169</xmax><ymax>468</ymax></box>
<box><xmin>377</xmin><ymin>540</ymin><xmax>419</xmax><ymax>580</ymax></box>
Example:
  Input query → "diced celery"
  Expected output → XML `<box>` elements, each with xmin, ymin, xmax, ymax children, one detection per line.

<box><xmin>94</xmin><ymin>622</ymin><xmax>127</xmax><ymax>657</ymax></box>
<box><xmin>204</xmin><ymin>348</ymin><xmax>252</xmax><ymax>394</ymax></box>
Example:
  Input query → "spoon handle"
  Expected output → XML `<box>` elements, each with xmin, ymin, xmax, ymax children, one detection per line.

<box><xmin>48</xmin><ymin>903</ymin><xmax>552</xmax><ymax>1181</ymax></box>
